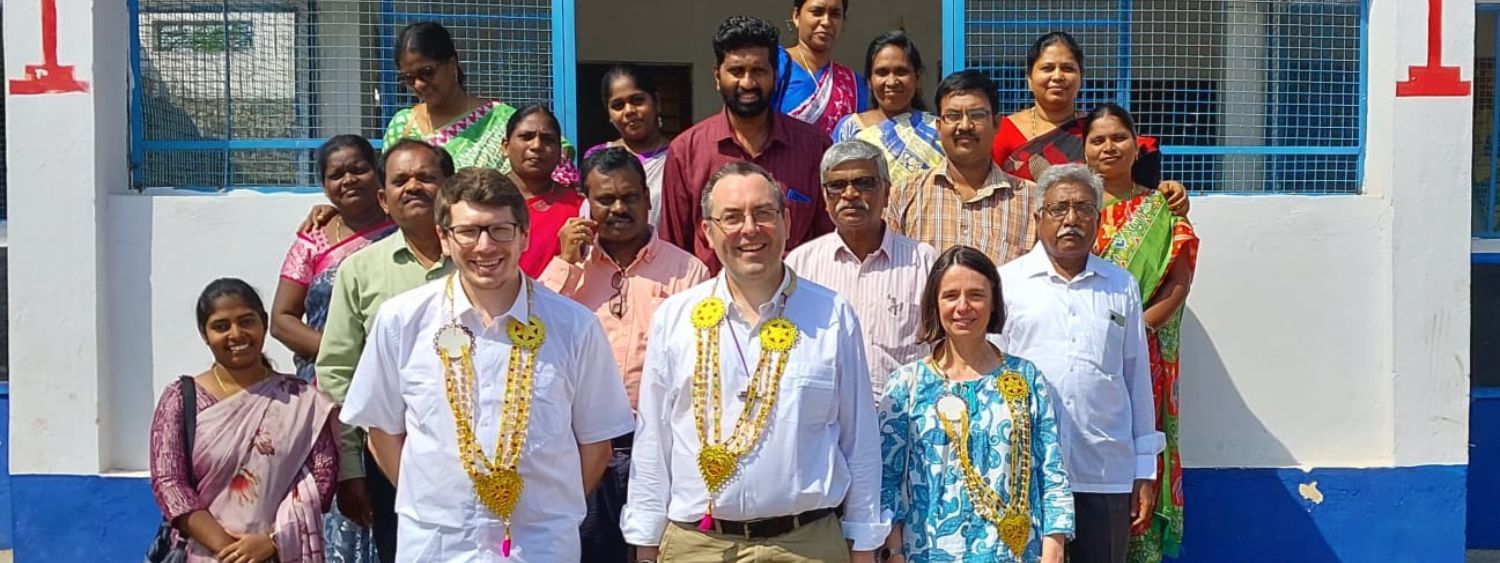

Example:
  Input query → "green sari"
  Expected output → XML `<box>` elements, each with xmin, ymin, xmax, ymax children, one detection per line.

<box><xmin>383</xmin><ymin>100</ymin><xmax>577</xmax><ymax>184</ymax></box>
<box><xmin>1094</xmin><ymin>188</ymin><xmax>1199</xmax><ymax>562</ymax></box>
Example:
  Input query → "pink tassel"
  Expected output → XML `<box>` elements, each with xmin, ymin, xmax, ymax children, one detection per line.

<box><xmin>502</xmin><ymin>536</ymin><xmax>512</xmax><ymax>557</ymax></box>
<box><xmin>698</xmin><ymin>513</ymin><xmax>713</xmax><ymax>531</ymax></box>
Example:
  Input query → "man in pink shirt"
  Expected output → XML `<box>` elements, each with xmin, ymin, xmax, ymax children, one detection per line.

<box><xmin>787</xmin><ymin>139</ymin><xmax>936</xmax><ymax>395</ymax></box>
<box><xmin>539</xmin><ymin>145</ymin><xmax>710</xmax><ymax>561</ymax></box>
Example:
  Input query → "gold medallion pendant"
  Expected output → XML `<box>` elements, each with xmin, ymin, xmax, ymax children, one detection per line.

<box><xmin>690</xmin><ymin>275</ymin><xmax>801</xmax><ymax>530</ymax></box>
<box><xmin>935</xmin><ymin>356</ymin><xmax>1036</xmax><ymax>559</ymax></box>
<box><xmin>438</xmin><ymin>275</ymin><xmax>544</xmax><ymax>557</ymax></box>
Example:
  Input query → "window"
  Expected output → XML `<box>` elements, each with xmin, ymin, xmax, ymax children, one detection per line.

<box><xmin>1475</xmin><ymin>6</ymin><xmax>1499</xmax><ymax>237</ymax></box>
<box><xmin>959</xmin><ymin>0</ymin><xmax>1366</xmax><ymax>193</ymax></box>
<box><xmin>130</xmin><ymin>1</ymin><xmax>558</xmax><ymax>190</ymax></box>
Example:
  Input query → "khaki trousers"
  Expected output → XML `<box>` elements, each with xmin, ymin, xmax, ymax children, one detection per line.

<box><xmin>658</xmin><ymin>512</ymin><xmax>851</xmax><ymax>563</ymax></box>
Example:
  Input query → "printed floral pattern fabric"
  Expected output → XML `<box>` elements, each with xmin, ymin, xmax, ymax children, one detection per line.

<box><xmin>880</xmin><ymin>356</ymin><xmax>1074</xmax><ymax>562</ymax></box>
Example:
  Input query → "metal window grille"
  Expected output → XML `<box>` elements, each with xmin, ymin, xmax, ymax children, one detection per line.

<box><xmin>959</xmin><ymin>0</ymin><xmax>1365</xmax><ymax>193</ymax></box>
<box><xmin>129</xmin><ymin>0</ymin><xmax>555</xmax><ymax>191</ymax></box>
<box><xmin>1476</xmin><ymin>7</ymin><xmax>1499</xmax><ymax>237</ymax></box>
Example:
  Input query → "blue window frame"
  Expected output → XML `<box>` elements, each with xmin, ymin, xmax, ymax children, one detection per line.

<box><xmin>1475</xmin><ymin>5</ymin><xmax>1500</xmax><ymax>238</ymax></box>
<box><xmin>943</xmin><ymin>0</ymin><xmax>1367</xmax><ymax>194</ymax></box>
<box><xmin>127</xmin><ymin>0</ymin><xmax>575</xmax><ymax>191</ymax></box>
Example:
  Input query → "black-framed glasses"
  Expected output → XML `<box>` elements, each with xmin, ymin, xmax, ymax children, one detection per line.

<box><xmin>1041</xmin><ymin>202</ymin><xmax>1099</xmax><ymax>220</ymax></box>
<box><xmin>706</xmin><ymin>208</ymin><xmax>780</xmax><ymax>232</ymax></box>
<box><xmin>821</xmin><ymin>177</ymin><xmax>882</xmax><ymax>195</ymax></box>
<box><xmin>939</xmin><ymin>109</ymin><xmax>993</xmax><ymax>125</ymax></box>
<box><xmin>397</xmin><ymin>63</ymin><xmax>442</xmax><ymax>87</ymax></box>
<box><xmin>608</xmin><ymin>271</ymin><xmax>627</xmax><ymax>318</ymax></box>
<box><xmin>443</xmin><ymin>222</ymin><xmax>520</xmax><ymax>246</ymax></box>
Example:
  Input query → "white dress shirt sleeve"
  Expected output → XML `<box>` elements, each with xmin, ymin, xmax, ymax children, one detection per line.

<box><xmin>339</xmin><ymin>307</ymin><xmax>407</xmax><ymax>435</ymax></box>
<box><xmin>835</xmin><ymin>304</ymin><xmax>892</xmax><ymax>551</ymax></box>
<box><xmin>621</xmin><ymin>308</ymin><xmax>675</xmax><ymax>546</ymax></box>
<box><xmin>1123</xmin><ymin>283</ymin><xmax>1165</xmax><ymax>480</ymax></box>
<box><xmin>571</xmin><ymin>315</ymin><xmax>636</xmax><ymax>444</ymax></box>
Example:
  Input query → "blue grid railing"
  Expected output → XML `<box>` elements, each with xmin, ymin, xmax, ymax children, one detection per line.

<box><xmin>129</xmin><ymin>0</ymin><xmax>557</xmax><ymax>191</ymax></box>
<box><xmin>1475</xmin><ymin>6</ymin><xmax>1499</xmax><ymax>238</ymax></box>
<box><xmin>954</xmin><ymin>0</ymin><xmax>1366</xmax><ymax>193</ymax></box>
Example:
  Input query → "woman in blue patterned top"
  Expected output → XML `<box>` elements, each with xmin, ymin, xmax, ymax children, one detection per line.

<box><xmin>879</xmin><ymin>245</ymin><xmax>1074</xmax><ymax>563</ymax></box>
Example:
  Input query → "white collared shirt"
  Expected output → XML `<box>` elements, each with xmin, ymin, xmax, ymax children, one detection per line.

<box><xmin>341</xmin><ymin>273</ymin><xmax>635</xmax><ymax>562</ymax></box>
<box><xmin>621</xmin><ymin>269</ymin><xmax>889</xmax><ymax>550</ymax></box>
<box><xmin>993</xmin><ymin>244</ymin><xmax>1164</xmax><ymax>494</ymax></box>
<box><xmin>786</xmin><ymin>227</ymin><xmax>937</xmax><ymax>392</ymax></box>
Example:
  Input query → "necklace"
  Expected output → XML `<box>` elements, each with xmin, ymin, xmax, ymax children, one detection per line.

<box><xmin>211</xmin><ymin>363</ymin><xmax>266</xmax><ymax>394</ymax></box>
<box><xmin>434</xmin><ymin>273</ymin><xmax>545</xmax><ymax>558</ymax></box>
<box><xmin>792</xmin><ymin>44</ymin><xmax>817</xmax><ymax>74</ymax></box>
<box><xmin>1028</xmin><ymin>105</ymin><xmax>1079</xmax><ymax>137</ymax></box>
<box><xmin>932</xmin><ymin>352</ymin><xmax>1035</xmax><ymax>558</ymax></box>
<box><xmin>690</xmin><ymin>273</ymin><xmax>801</xmax><ymax>530</ymax></box>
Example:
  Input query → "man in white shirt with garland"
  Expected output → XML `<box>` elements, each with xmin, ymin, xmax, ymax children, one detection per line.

<box><xmin>995</xmin><ymin>163</ymin><xmax>1163</xmax><ymax>563</ymax></box>
<box><xmin>341</xmin><ymin>167</ymin><xmax>635</xmax><ymax>562</ymax></box>
<box><xmin>623</xmin><ymin>161</ymin><xmax>887</xmax><ymax>562</ymax></box>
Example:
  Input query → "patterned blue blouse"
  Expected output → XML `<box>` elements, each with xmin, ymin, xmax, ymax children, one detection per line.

<box><xmin>879</xmin><ymin>355</ymin><xmax>1074</xmax><ymax>562</ymax></box>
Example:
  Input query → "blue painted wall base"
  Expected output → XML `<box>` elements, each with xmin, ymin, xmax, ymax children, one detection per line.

<box><xmin>6</xmin><ymin>465</ymin><xmax>1466</xmax><ymax>562</ymax></box>
<box><xmin>1471</xmin><ymin>392</ymin><xmax>1500</xmax><ymax>549</ymax></box>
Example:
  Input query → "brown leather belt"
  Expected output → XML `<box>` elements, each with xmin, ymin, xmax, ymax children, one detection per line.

<box><xmin>675</xmin><ymin>506</ymin><xmax>838</xmax><ymax>540</ymax></box>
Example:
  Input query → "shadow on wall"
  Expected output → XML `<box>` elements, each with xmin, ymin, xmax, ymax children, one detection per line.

<box><xmin>1172</xmin><ymin>308</ymin><xmax>1339</xmax><ymax>563</ymax></box>
<box><xmin>104</xmin><ymin>195</ymin><xmax>157</xmax><ymax>470</ymax></box>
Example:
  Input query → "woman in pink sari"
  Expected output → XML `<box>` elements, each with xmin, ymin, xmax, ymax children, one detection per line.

<box><xmin>150</xmin><ymin>278</ymin><xmax>339</xmax><ymax>563</ymax></box>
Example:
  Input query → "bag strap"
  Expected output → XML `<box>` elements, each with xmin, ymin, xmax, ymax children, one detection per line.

<box><xmin>178</xmin><ymin>376</ymin><xmax>198</xmax><ymax>487</ymax></box>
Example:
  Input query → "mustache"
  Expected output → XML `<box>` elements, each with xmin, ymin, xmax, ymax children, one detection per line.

<box><xmin>1057</xmin><ymin>226</ymin><xmax>1086</xmax><ymax>239</ymax></box>
<box><xmin>836</xmin><ymin>200</ymin><xmax>869</xmax><ymax>213</ymax></box>
<box><xmin>400</xmin><ymin>191</ymin><xmax>432</xmax><ymax>205</ymax></box>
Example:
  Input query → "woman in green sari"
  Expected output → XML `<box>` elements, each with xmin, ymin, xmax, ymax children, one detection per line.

<box><xmin>382</xmin><ymin>22</ymin><xmax>576</xmax><ymax>185</ymax></box>
<box><xmin>1083</xmin><ymin>103</ymin><xmax>1198</xmax><ymax>563</ymax></box>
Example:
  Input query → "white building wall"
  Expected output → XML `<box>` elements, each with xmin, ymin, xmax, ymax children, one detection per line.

<box><xmin>5</xmin><ymin>0</ymin><xmax>1469</xmax><ymax>477</ymax></box>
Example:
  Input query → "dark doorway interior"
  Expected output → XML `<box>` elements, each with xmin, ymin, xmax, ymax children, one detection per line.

<box><xmin>575</xmin><ymin>62</ymin><xmax>692</xmax><ymax>154</ymax></box>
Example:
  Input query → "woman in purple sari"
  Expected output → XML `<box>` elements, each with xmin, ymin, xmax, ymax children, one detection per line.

<box><xmin>149</xmin><ymin>279</ymin><xmax>339</xmax><ymax>563</ymax></box>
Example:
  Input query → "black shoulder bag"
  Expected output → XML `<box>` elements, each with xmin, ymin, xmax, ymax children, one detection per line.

<box><xmin>145</xmin><ymin>376</ymin><xmax>197</xmax><ymax>563</ymax></box>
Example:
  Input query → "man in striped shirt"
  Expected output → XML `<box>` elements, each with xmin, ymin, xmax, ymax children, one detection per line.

<box><xmin>787</xmin><ymin>140</ymin><xmax>937</xmax><ymax>393</ymax></box>
<box><xmin>886</xmin><ymin>70</ymin><xmax>1037</xmax><ymax>266</ymax></box>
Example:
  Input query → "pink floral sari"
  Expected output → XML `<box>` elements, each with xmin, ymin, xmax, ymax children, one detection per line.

<box><xmin>185</xmin><ymin>376</ymin><xmax>334</xmax><ymax>562</ymax></box>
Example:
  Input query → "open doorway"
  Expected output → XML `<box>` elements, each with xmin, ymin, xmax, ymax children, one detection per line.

<box><xmin>575</xmin><ymin>63</ymin><xmax>694</xmax><ymax>152</ymax></box>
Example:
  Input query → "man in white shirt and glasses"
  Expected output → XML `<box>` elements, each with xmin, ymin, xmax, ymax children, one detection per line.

<box><xmin>623</xmin><ymin>161</ymin><xmax>888</xmax><ymax>563</ymax></box>
<box><xmin>994</xmin><ymin>163</ymin><xmax>1163</xmax><ymax>563</ymax></box>
<box><xmin>341</xmin><ymin>167</ymin><xmax>635</xmax><ymax>562</ymax></box>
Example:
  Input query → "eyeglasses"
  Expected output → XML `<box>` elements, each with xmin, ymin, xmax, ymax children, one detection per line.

<box><xmin>609</xmin><ymin>271</ymin><xmax>627</xmax><ymax>318</ymax></box>
<box><xmin>1041</xmin><ymin>202</ymin><xmax>1099</xmax><ymax>219</ymax></box>
<box><xmin>821</xmin><ymin>177</ymin><xmax>882</xmax><ymax>195</ymax></box>
<box><xmin>939</xmin><ymin>109</ymin><xmax>993</xmax><ymax>125</ymax></box>
<box><xmin>443</xmin><ymin>222</ymin><xmax>520</xmax><ymax>246</ymax></box>
<box><xmin>707</xmin><ymin>208</ymin><xmax>780</xmax><ymax>232</ymax></box>
<box><xmin>397</xmin><ymin>63</ymin><xmax>442</xmax><ymax>87</ymax></box>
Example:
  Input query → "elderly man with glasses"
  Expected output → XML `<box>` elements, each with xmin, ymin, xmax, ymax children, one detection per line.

<box><xmin>786</xmin><ymin>139</ymin><xmax>937</xmax><ymax>394</ymax></box>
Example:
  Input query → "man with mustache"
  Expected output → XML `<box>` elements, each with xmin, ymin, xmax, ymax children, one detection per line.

<box><xmin>624</xmin><ymin>162</ymin><xmax>886</xmax><ymax>563</ymax></box>
<box><xmin>659</xmin><ymin>15</ymin><xmax>835</xmax><ymax>273</ymax></box>
<box><xmin>993</xmin><ymin>163</ymin><xmax>1161</xmax><ymax>563</ymax></box>
<box><xmin>316</xmin><ymin>138</ymin><xmax>456</xmax><ymax>561</ymax></box>
<box><xmin>786</xmin><ymin>139</ymin><xmax>936</xmax><ymax>394</ymax></box>
<box><xmin>538</xmin><ymin>146</ymin><xmax>710</xmax><ymax>561</ymax></box>
<box><xmin>887</xmin><ymin>70</ymin><xmax>1038</xmax><ymax>266</ymax></box>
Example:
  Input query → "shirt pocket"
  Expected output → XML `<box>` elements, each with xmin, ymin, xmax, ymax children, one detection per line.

<box><xmin>403</xmin><ymin>378</ymin><xmax>445</xmax><ymax>431</ymax></box>
<box><xmin>779</xmin><ymin>363</ymin><xmax>837</xmax><ymax>428</ymax></box>
<box><xmin>521</xmin><ymin>364</ymin><xmax>571</xmax><ymax>454</ymax></box>
<box><xmin>1084</xmin><ymin>313</ymin><xmax>1126</xmax><ymax>375</ymax></box>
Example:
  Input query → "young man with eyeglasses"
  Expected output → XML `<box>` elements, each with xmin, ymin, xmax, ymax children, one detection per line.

<box><xmin>993</xmin><ymin>163</ymin><xmax>1162</xmax><ymax>563</ymax></box>
<box><xmin>538</xmin><ymin>147</ymin><xmax>709</xmax><ymax>562</ymax></box>
<box><xmin>786</xmin><ymin>140</ymin><xmax>936</xmax><ymax>394</ymax></box>
<box><xmin>624</xmin><ymin>161</ymin><xmax>886</xmax><ymax>563</ymax></box>
<box><xmin>886</xmin><ymin>70</ymin><xmax>1039</xmax><ymax>266</ymax></box>
<box><xmin>341</xmin><ymin>166</ymin><xmax>635</xmax><ymax>562</ymax></box>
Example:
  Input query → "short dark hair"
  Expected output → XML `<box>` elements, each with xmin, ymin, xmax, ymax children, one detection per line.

<box><xmin>1083</xmin><ymin>102</ymin><xmax>1138</xmax><ymax>138</ymax></box>
<box><xmin>917</xmin><ymin>246</ymin><xmax>1006</xmax><ymax>348</ymax></box>
<box><xmin>580</xmin><ymin>146</ymin><xmax>647</xmax><ymax>193</ymax></box>
<box><xmin>934</xmin><ymin>69</ymin><xmax>1000</xmax><ymax>115</ymax></box>
<box><xmin>381</xmin><ymin>138</ymin><xmax>455</xmax><ymax>180</ymax></box>
<box><xmin>864</xmin><ymin>30</ymin><xmax>927</xmax><ymax>112</ymax></box>
<box><xmin>317</xmin><ymin>135</ymin><xmax>378</xmax><ymax>182</ymax></box>
<box><xmin>506</xmin><ymin>104</ymin><xmax>562</xmax><ymax>141</ymax></box>
<box><xmin>1026</xmin><ymin>31</ymin><xmax>1084</xmax><ymax>73</ymax></box>
<box><xmin>701</xmin><ymin>161</ymin><xmax>784</xmax><ymax>219</ymax></box>
<box><xmin>395</xmin><ymin>22</ymin><xmax>465</xmax><ymax>87</ymax></box>
<box><xmin>600</xmin><ymin>64</ymin><xmax>658</xmax><ymax>106</ymax></box>
<box><xmin>712</xmin><ymin>16</ymin><xmax>780</xmax><ymax>67</ymax></box>
<box><xmin>436</xmin><ymin>167</ymin><xmax>530</xmax><ymax>231</ymax></box>
<box><xmin>794</xmin><ymin>0</ymin><xmax>849</xmax><ymax>10</ymax></box>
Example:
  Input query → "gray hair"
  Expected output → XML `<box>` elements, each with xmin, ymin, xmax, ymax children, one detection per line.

<box><xmin>1034</xmin><ymin>163</ymin><xmax>1103</xmax><ymax>213</ymax></box>
<box><xmin>819</xmin><ymin>139</ymin><xmax>890</xmax><ymax>186</ymax></box>
<box><xmin>701</xmin><ymin>161</ymin><xmax>785</xmax><ymax>219</ymax></box>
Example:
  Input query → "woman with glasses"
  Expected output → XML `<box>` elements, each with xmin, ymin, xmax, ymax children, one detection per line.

<box><xmin>1083</xmin><ymin>104</ymin><xmax>1199</xmax><ymax>563</ymax></box>
<box><xmin>831</xmin><ymin>30</ymin><xmax>943</xmax><ymax>186</ymax></box>
<box><xmin>382</xmin><ymin>22</ymin><xmax>578</xmax><ymax>185</ymax></box>
<box><xmin>878</xmin><ymin>246</ymin><xmax>1072</xmax><ymax>563</ymax></box>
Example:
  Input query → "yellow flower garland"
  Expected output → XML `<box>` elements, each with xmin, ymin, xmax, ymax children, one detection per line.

<box><xmin>935</xmin><ymin>364</ymin><xmax>1035</xmax><ymax>558</ymax></box>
